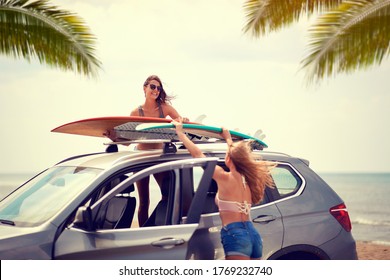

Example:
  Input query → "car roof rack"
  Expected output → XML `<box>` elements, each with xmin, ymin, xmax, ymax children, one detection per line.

<box><xmin>104</xmin><ymin>139</ymin><xmax>218</xmax><ymax>155</ymax></box>
<box><xmin>104</xmin><ymin>137</ymin><xmax>264</xmax><ymax>155</ymax></box>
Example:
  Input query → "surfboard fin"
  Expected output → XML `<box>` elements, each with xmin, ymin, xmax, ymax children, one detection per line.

<box><xmin>253</xmin><ymin>129</ymin><xmax>266</xmax><ymax>140</ymax></box>
<box><xmin>194</xmin><ymin>114</ymin><xmax>207</xmax><ymax>124</ymax></box>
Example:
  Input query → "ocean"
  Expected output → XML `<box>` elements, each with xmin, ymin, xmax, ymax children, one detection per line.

<box><xmin>1</xmin><ymin>172</ymin><xmax>389</xmax><ymax>245</ymax></box>
<box><xmin>320</xmin><ymin>173</ymin><xmax>390</xmax><ymax>246</ymax></box>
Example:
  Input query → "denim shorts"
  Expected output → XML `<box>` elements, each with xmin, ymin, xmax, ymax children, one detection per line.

<box><xmin>220</xmin><ymin>221</ymin><xmax>263</xmax><ymax>259</ymax></box>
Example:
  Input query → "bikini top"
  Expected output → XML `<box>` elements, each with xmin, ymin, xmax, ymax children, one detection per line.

<box><xmin>215</xmin><ymin>195</ymin><xmax>251</xmax><ymax>215</ymax></box>
<box><xmin>138</xmin><ymin>104</ymin><xmax>164</xmax><ymax>118</ymax></box>
<box><xmin>214</xmin><ymin>176</ymin><xmax>251</xmax><ymax>215</ymax></box>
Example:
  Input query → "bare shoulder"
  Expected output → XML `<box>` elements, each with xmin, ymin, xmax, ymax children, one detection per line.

<box><xmin>161</xmin><ymin>103</ymin><xmax>175</xmax><ymax>111</ymax></box>
<box><xmin>130</xmin><ymin>107</ymin><xmax>139</xmax><ymax>116</ymax></box>
<box><xmin>161</xmin><ymin>103</ymin><xmax>180</xmax><ymax>118</ymax></box>
<box><xmin>213</xmin><ymin>166</ymin><xmax>229</xmax><ymax>183</ymax></box>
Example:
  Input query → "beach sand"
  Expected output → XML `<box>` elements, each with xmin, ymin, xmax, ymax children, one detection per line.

<box><xmin>357</xmin><ymin>241</ymin><xmax>390</xmax><ymax>260</ymax></box>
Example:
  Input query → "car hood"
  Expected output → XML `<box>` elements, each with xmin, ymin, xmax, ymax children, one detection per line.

<box><xmin>0</xmin><ymin>224</ymin><xmax>56</xmax><ymax>259</ymax></box>
<box><xmin>0</xmin><ymin>224</ymin><xmax>35</xmax><ymax>238</ymax></box>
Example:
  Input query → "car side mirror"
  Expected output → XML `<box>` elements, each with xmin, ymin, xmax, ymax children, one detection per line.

<box><xmin>73</xmin><ymin>206</ymin><xmax>95</xmax><ymax>231</ymax></box>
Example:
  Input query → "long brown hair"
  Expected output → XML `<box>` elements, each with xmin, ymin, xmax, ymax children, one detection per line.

<box><xmin>228</xmin><ymin>141</ymin><xmax>275</xmax><ymax>204</ymax></box>
<box><xmin>143</xmin><ymin>75</ymin><xmax>174</xmax><ymax>104</ymax></box>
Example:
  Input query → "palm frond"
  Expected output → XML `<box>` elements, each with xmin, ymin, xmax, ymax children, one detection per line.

<box><xmin>0</xmin><ymin>0</ymin><xmax>101</xmax><ymax>77</ymax></box>
<box><xmin>301</xmin><ymin>0</ymin><xmax>390</xmax><ymax>84</ymax></box>
<box><xmin>243</xmin><ymin>0</ymin><xmax>343</xmax><ymax>37</ymax></box>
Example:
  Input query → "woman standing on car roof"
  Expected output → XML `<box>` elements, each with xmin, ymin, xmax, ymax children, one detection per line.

<box><xmin>173</xmin><ymin>119</ymin><xmax>274</xmax><ymax>260</ymax></box>
<box><xmin>130</xmin><ymin>75</ymin><xmax>188</xmax><ymax>226</ymax></box>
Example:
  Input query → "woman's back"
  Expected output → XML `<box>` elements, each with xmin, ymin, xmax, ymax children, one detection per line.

<box><xmin>216</xmin><ymin>171</ymin><xmax>252</xmax><ymax>226</ymax></box>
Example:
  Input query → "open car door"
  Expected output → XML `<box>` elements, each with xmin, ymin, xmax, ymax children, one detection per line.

<box><xmin>54</xmin><ymin>158</ymin><xmax>217</xmax><ymax>260</ymax></box>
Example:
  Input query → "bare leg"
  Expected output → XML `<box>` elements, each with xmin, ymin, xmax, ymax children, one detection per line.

<box><xmin>153</xmin><ymin>171</ymin><xmax>170</xmax><ymax>200</ymax></box>
<box><xmin>136</xmin><ymin>176</ymin><xmax>150</xmax><ymax>226</ymax></box>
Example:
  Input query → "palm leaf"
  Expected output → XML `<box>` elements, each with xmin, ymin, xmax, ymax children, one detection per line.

<box><xmin>243</xmin><ymin>0</ymin><xmax>343</xmax><ymax>36</ymax></box>
<box><xmin>0</xmin><ymin>0</ymin><xmax>101</xmax><ymax>77</ymax></box>
<box><xmin>301</xmin><ymin>0</ymin><xmax>390</xmax><ymax>84</ymax></box>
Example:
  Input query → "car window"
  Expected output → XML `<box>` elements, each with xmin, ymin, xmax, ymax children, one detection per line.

<box><xmin>0</xmin><ymin>166</ymin><xmax>102</xmax><ymax>227</ymax></box>
<box><xmin>72</xmin><ymin>158</ymin><xmax>218</xmax><ymax>231</ymax></box>
<box><xmin>192</xmin><ymin>164</ymin><xmax>225</xmax><ymax>192</ymax></box>
<box><xmin>271</xmin><ymin>164</ymin><xmax>302</xmax><ymax>197</ymax></box>
<box><xmin>193</xmin><ymin>166</ymin><xmax>204</xmax><ymax>192</ymax></box>
<box><xmin>90</xmin><ymin>170</ymin><xmax>174</xmax><ymax>230</ymax></box>
<box><xmin>193</xmin><ymin>160</ymin><xmax>303</xmax><ymax>203</ymax></box>
<box><xmin>193</xmin><ymin>166</ymin><xmax>218</xmax><ymax>214</ymax></box>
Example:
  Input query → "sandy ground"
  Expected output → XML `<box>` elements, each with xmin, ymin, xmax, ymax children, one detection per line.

<box><xmin>356</xmin><ymin>241</ymin><xmax>390</xmax><ymax>260</ymax></box>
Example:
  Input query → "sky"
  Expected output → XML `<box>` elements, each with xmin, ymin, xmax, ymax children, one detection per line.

<box><xmin>1</xmin><ymin>0</ymin><xmax>389</xmax><ymax>174</ymax></box>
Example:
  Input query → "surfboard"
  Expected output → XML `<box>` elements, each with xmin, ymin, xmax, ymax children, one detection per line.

<box><xmin>51</xmin><ymin>116</ymin><xmax>182</xmax><ymax>141</ymax></box>
<box><xmin>136</xmin><ymin>123</ymin><xmax>268</xmax><ymax>149</ymax></box>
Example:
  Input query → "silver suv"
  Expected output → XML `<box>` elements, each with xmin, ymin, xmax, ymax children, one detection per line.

<box><xmin>0</xmin><ymin>143</ymin><xmax>357</xmax><ymax>259</ymax></box>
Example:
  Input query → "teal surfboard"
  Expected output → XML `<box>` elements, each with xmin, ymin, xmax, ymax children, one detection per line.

<box><xmin>136</xmin><ymin>123</ymin><xmax>268</xmax><ymax>149</ymax></box>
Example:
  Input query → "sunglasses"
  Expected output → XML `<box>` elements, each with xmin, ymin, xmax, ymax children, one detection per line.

<box><xmin>148</xmin><ymin>84</ymin><xmax>162</xmax><ymax>92</ymax></box>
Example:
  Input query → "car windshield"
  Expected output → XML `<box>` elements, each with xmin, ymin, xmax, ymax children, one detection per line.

<box><xmin>0</xmin><ymin>166</ymin><xmax>102</xmax><ymax>227</ymax></box>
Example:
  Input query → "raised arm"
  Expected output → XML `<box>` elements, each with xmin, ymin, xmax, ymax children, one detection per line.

<box><xmin>221</xmin><ymin>127</ymin><xmax>233</xmax><ymax>147</ymax></box>
<box><xmin>172</xmin><ymin>120</ymin><xmax>205</xmax><ymax>158</ymax></box>
<box><xmin>172</xmin><ymin>120</ymin><xmax>231</xmax><ymax>182</ymax></box>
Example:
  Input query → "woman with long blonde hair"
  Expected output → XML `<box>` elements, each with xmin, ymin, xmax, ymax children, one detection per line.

<box><xmin>173</xmin><ymin>120</ymin><xmax>274</xmax><ymax>260</ymax></box>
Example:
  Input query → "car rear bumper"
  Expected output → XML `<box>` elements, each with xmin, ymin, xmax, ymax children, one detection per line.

<box><xmin>320</xmin><ymin>230</ymin><xmax>358</xmax><ymax>260</ymax></box>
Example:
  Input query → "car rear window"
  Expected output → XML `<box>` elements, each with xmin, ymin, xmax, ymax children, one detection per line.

<box><xmin>271</xmin><ymin>164</ymin><xmax>303</xmax><ymax>197</ymax></box>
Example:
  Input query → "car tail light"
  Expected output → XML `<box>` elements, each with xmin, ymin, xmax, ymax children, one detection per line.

<box><xmin>330</xmin><ymin>203</ymin><xmax>352</xmax><ymax>232</ymax></box>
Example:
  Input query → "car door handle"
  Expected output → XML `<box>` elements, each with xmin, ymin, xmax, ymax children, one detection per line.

<box><xmin>253</xmin><ymin>215</ymin><xmax>276</xmax><ymax>224</ymax></box>
<box><xmin>151</xmin><ymin>238</ymin><xmax>185</xmax><ymax>249</ymax></box>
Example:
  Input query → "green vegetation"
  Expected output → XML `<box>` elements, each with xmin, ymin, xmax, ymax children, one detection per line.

<box><xmin>243</xmin><ymin>0</ymin><xmax>390</xmax><ymax>84</ymax></box>
<box><xmin>0</xmin><ymin>0</ymin><xmax>101</xmax><ymax>78</ymax></box>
